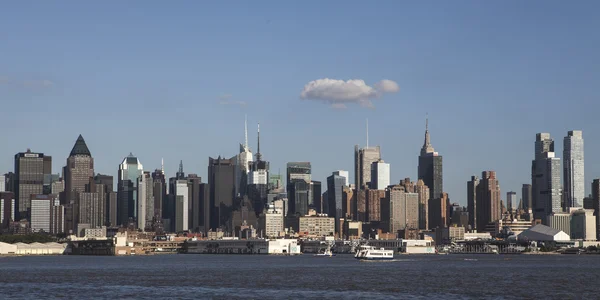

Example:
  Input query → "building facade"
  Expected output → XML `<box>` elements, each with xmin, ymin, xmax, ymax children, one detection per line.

<box><xmin>563</xmin><ymin>130</ymin><xmax>584</xmax><ymax>209</ymax></box>
<box><xmin>532</xmin><ymin>133</ymin><xmax>562</xmax><ymax>223</ymax></box>
<box><xmin>418</xmin><ymin>120</ymin><xmax>443</xmax><ymax>200</ymax></box>
<box><xmin>354</xmin><ymin>145</ymin><xmax>381</xmax><ymax>190</ymax></box>
<box><xmin>370</xmin><ymin>160</ymin><xmax>390</xmax><ymax>190</ymax></box>
<box><xmin>14</xmin><ymin>150</ymin><xmax>45</xmax><ymax>219</ymax></box>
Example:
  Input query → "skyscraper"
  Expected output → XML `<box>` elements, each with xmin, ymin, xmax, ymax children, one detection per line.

<box><xmin>332</xmin><ymin>170</ymin><xmax>349</xmax><ymax>187</ymax></box>
<box><xmin>137</xmin><ymin>172</ymin><xmax>154</xmax><ymax>230</ymax></box>
<box><xmin>370</xmin><ymin>160</ymin><xmax>390</xmax><ymax>190</ymax></box>
<box><xmin>382</xmin><ymin>185</ymin><xmax>419</xmax><ymax>233</ymax></box>
<box><xmin>64</xmin><ymin>135</ymin><xmax>94</xmax><ymax>233</ymax></box>
<box><xmin>415</xmin><ymin>179</ymin><xmax>430</xmax><ymax>230</ymax></box>
<box><xmin>117</xmin><ymin>153</ymin><xmax>143</xmax><ymax>226</ymax></box>
<box><xmin>0</xmin><ymin>175</ymin><xmax>5</xmax><ymax>192</ymax></box>
<box><xmin>467</xmin><ymin>176</ymin><xmax>479</xmax><ymax>231</ymax></box>
<box><xmin>311</xmin><ymin>181</ymin><xmax>322</xmax><ymax>212</ymax></box>
<box><xmin>187</xmin><ymin>174</ymin><xmax>202</xmax><ymax>231</ymax></box>
<box><xmin>231</xmin><ymin>116</ymin><xmax>253</xmax><ymax>197</ymax></box>
<box><xmin>522</xmin><ymin>184</ymin><xmax>532</xmax><ymax>211</ymax></box>
<box><xmin>94</xmin><ymin>174</ymin><xmax>115</xmax><ymax>227</ymax></box>
<box><xmin>429</xmin><ymin>192</ymin><xmax>449</xmax><ymax>229</ymax></box>
<box><xmin>418</xmin><ymin>119</ymin><xmax>443</xmax><ymax>200</ymax></box>
<box><xmin>506</xmin><ymin>191</ymin><xmax>517</xmax><ymax>213</ymax></box>
<box><xmin>208</xmin><ymin>156</ymin><xmax>236</xmax><ymax>231</ymax></box>
<box><xmin>327</xmin><ymin>174</ymin><xmax>345</xmax><ymax>236</ymax></box>
<box><xmin>248</xmin><ymin>123</ymin><xmax>269</xmax><ymax>217</ymax></box>
<box><xmin>354</xmin><ymin>145</ymin><xmax>381</xmax><ymax>190</ymax></box>
<box><xmin>532</xmin><ymin>133</ymin><xmax>562</xmax><ymax>222</ymax></box>
<box><xmin>14</xmin><ymin>149</ymin><xmax>45</xmax><ymax>219</ymax></box>
<box><xmin>152</xmin><ymin>168</ymin><xmax>167</xmax><ymax>225</ymax></box>
<box><xmin>174</xmin><ymin>179</ymin><xmax>188</xmax><ymax>232</ymax></box>
<box><xmin>563</xmin><ymin>130</ymin><xmax>584</xmax><ymax>208</ymax></box>
<box><xmin>476</xmin><ymin>171</ymin><xmax>501</xmax><ymax>231</ymax></box>
<box><xmin>286</xmin><ymin>162</ymin><xmax>311</xmax><ymax>216</ymax></box>
<box><xmin>592</xmin><ymin>179</ymin><xmax>600</xmax><ymax>241</ymax></box>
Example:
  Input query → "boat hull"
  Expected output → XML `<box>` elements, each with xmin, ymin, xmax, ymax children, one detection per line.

<box><xmin>355</xmin><ymin>256</ymin><xmax>394</xmax><ymax>260</ymax></box>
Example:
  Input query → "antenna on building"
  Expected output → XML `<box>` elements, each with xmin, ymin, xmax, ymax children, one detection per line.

<box><xmin>256</xmin><ymin>122</ymin><xmax>262</xmax><ymax>161</ymax></box>
<box><xmin>366</xmin><ymin>118</ymin><xmax>369</xmax><ymax>148</ymax></box>
<box><xmin>161</xmin><ymin>158</ymin><xmax>164</xmax><ymax>174</ymax></box>
<box><xmin>244</xmin><ymin>114</ymin><xmax>249</xmax><ymax>150</ymax></box>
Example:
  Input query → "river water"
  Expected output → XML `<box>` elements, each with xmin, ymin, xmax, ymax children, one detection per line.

<box><xmin>0</xmin><ymin>254</ymin><xmax>598</xmax><ymax>299</ymax></box>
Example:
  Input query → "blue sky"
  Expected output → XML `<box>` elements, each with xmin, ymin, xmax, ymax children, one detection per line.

<box><xmin>1</xmin><ymin>1</ymin><xmax>599</xmax><ymax>205</ymax></box>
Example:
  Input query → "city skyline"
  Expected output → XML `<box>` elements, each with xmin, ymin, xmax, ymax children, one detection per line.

<box><xmin>2</xmin><ymin>2</ymin><xmax>600</xmax><ymax>205</ymax></box>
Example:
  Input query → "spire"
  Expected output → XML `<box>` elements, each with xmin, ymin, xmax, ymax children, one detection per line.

<box><xmin>256</xmin><ymin>122</ymin><xmax>262</xmax><ymax>161</ymax></box>
<box><xmin>420</xmin><ymin>114</ymin><xmax>435</xmax><ymax>156</ymax></box>
<box><xmin>161</xmin><ymin>158</ymin><xmax>164</xmax><ymax>175</ymax></box>
<box><xmin>176</xmin><ymin>160</ymin><xmax>185</xmax><ymax>179</ymax></box>
<box><xmin>69</xmin><ymin>134</ymin><xmax>91</xmax><ymax>157</ymax></box>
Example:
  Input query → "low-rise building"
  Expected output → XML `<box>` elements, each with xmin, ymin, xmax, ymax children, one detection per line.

<box><xmin>299</xmin><ymin>214</ymin><xmax>334</xmax><ymax>237</ymax></box>
<box><xmin>267</xmin><ymin>239</ymin><xmax>301</xmax><ymax>254</ymax></box>
<box><xmin>570</xmin><ymin>209</ymin><xmax>596</xmax><ymax>241</ymax></box>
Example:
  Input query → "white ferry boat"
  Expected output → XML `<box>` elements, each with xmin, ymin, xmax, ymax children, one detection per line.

<box><xmin>354</xmin><ymin>245</ymin><xmax>394</xmax><ymax>260</ymax></box>
<box><xmin>314</xmin><ymin>246</ymin><xmax>335</xmax><ymax>257</ymax></box>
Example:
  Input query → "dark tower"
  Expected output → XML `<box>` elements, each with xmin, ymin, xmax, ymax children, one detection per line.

<box><xmin>417</xmin><ymin>118</ymin><xmax>443</xmax><ymax>199</ymax></box>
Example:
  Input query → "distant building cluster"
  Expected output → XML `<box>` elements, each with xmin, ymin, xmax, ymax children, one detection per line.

<box><xmin>1</xmin><ymin>120</ymin><xmax>599</xmax><ymax>246</ymax></box>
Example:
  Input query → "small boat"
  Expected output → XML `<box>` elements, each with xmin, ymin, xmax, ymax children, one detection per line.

<box><xmin>314</xmin><ymin>246</ymin><xmax>335</xmax><ymax>257</ymax></box>
<box><xmin>354</xmin><ymin>245</ymin><xmax>394</xmax><ymax>260</ymax></box>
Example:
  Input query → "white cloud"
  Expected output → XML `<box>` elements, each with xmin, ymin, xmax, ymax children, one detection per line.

<box><xmin>300</xmin><ymin>78</ymin><xmax>399</xmax><ymax>108</ymax></box>
<box><xmin>374</xmin><ymin>79</ymin><xmax>399</xmax><ymax>93</ymax></box>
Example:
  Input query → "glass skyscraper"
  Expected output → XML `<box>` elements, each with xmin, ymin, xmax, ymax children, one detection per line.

<box><xmin>563</xmin><ymin>130</ymin><xmax>584</xmax><ymax>208</ymax></box>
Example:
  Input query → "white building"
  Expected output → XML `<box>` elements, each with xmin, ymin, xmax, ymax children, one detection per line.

<box><xmin>563</xmin><ymin>130</ymin><xmax>584</xmax><ymax>208</ymax></box>
<box><xmin>332</xmin><ymin>170</ymin><xmax>349</xmax><ymax>186</ymax></box>
<box><xmin>547</xmin><ymin>212</ymin><xmax>571</xmax><ymax>236</ymax></box>
<box><xmin>570</xmin><ymin>209</ymin><xmax>596</xmax><ymax>241</ymax></box>
<box><xmin>370</xmin><ymin>160</ymin><xmax>390</xmax><ymax>190</ymax></box>
<box><xmin>174</xmin><ymin>180</ymin><xmax>189</xmax><ymax>232</ymax></box>
<box><xmin>261</xmin><ymin>205</ymin><xmax>284</xmax><ymax>238</ymax></box>
<box><xmin>0</xmin><ymin>175</ymin><xmax>4</xmax><ymax>192</ymax></box>
<box><xmin>518</xmin><ymin>224</ymin><xmax>570</xmax><ymax>242</ymax></box>
<box><xmin>30</xmin><ymin>195</ymin><xmax>54</xmax><ymax>233</ymax></box>
<box><xmin>137</xmin><ymin>172</ymin><xmax>154</xmax><ymax>230</ymax></box>
<box><xmin>268</xmin><ymin>239</ymin><xmax>301</xmax><ymax>254</ymax></box>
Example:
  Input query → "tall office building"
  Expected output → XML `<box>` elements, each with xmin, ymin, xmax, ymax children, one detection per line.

<box><xmin>476</xmin><ymin>171</ymin><xmax>501</xmax><ymax>231</ymax></box>
<box><xmin>370</xmin><ymin>160</ymin><xmax>390</xmax><ymax>190</ymax></box>
<box><xmin>429</xmin><ymin>192</ymin><xmax>449</xmax><ymax>229</ymax></box>
<box><xmin>311</xmin><ymin>181</ymin><xmax>322</xmax><ymax>212</ymax></box>
<box><xmin>531</xmin><ymin>133</ymin><xmax>562</xmax><ymax>222</ymax></box>
<box><xmin>42</xmin><ymin>155</ymin><xmax>56</xmax><ymax>194</ymax></box>
<box><xmin>342</xmin><ymin>186</ymin><xmax>354</xmax><ymax>219</ymax></box>
<box><xmin>248</xmin><ymin>123</ymin><xmax>269</xmax><ymax>217</ymax></box>
<box><xmin>366</xmin><ymin>189</ymin><xmax>384</xmax><ymax>222</ymax></box>
<box><xmin>0</xmin><ymin>175</ymin><xmax>5</xmax><ymax>192</ymax></box>
<box><xmin>137</xmin><ymin>172</ymin><xmax>154</xmax><ymax>230</ymax></box>
<box><xmin>467</xmin><ymin>176</ymin><xmax>479</xmax><ymax>231</ymax></box>
<box><xmin>563</xmin><ymin>130</ymin><xmax>584</xmax><ymax>208</ymax></box>
<box><xmin>332</xmin><ymin>170</ymin><xmax>349</xmax><ymax>187</ymax></box>
<box><xmin>522</xmin><ymin>184</ymin><xmax>532</xmax><ymax>211</ymax></box>
<box><xmin>506</xmin><ymin>191</ymin><xmax>517</xmax><ymax>213</ymax></box>
<box><xmin>382</xmin><ymin>186</ymin><xmax>419</xmax><ymax>233</ymax></box>
<box><xmin>30</xmin><ymin>194</ymin><xmax>58</xmax><ymax>233</ymax></box>
<box><xmin>415</xmin><ymin>179</ymin><xmax>430</xmax><ymax>230</ymax></box>
<box><xmin>14</xmin><ymin>150</ymin><xmax>45</xmax><ymax>219</ymax></box>
<box><xmin>117</xmin><ymin>153</ymin><xmax>143</xmax><ymax>225</ymax></box>
<box><xmin>208</xmin><ymin>156</ymin><xmax>236</xmax><ymax>231</ymax></box>
<box><xmin>173</xmin><ymin>179</ymin><xmax>189</xmax><ymax>232</ymax></box>
<box><xmin>231</xmin><ymin>117</ymin><xmax>253</xmax><ymax>197</ymax></box>
<box><xmin>327</xmin><ymin>174</ymin><xmax>345</xmax><ymax>236</ymax></box>
<box><xmin>287</xmin><ymin>162</ymin><xmax>311</xmax><ymax>216</ymax></box>
<box><xmin>78</xmin><ymin>192</ymin><xmax>101</xmax><ymax>228</ymax></box>
<box><xmin>354</xmin><ymin>145</ymin><xmax>381</xmax><ymax>190</ymax></box>
<box><xmin>152</xmin><ymin>168</ymin><xmax>167</xmax><ymax>224</ymax></box>
<box><xmin>418</xmin><ymin>119</ymin><xmax>443</xmax><ymax>200</ymax></box>
<box><xmin>187</xmin><ymin>174</ymin><xmax>202</xmax><ymax>231</ymax></box>
<box><xmin>64</xmin><ymin>135</ymin><xmax>94</xmax><ymax>233</ymax></box>
<box><xmin>94</xmin><ymin>174</ymin><xmax>114</xmax><ymax>227</ymax></box>
<box><xmin>593</xmin><ymin>179</ymin><xmax>600</xmax><ymax>241</ymax></box>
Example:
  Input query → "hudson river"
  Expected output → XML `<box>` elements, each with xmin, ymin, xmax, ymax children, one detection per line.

<box><xmin>1</xmin><ymin>254</ymin><xmax>598</xmax><ymax>299</ymax></box>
